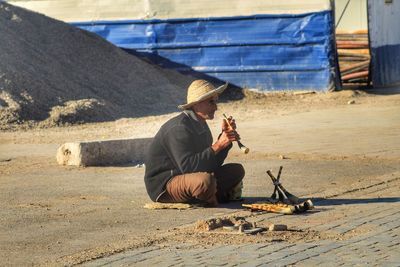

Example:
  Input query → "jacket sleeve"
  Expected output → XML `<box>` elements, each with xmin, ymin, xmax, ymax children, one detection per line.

<box><xmin>214</xmin><ymin>132</ymin><xmax>232</xmax><ymax>166</ymax></box>
<box><xmin>215</xmin><ymin>144</ymin><xmax>231</xmax><ymax>166</ymax></box>
<box><xmin>162</xmin><ymin>124</ymin><xmax>218</xmax><ymax>173</ymax></box>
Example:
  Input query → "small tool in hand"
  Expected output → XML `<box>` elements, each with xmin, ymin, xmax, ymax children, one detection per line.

<box><xmin>222</xmin><ymin>113</ymin><xmax>249</xmax><ymax>154</ymax></box>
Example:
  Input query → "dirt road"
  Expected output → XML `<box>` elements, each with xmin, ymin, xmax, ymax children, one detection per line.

<box><xmin>1</xmin><ymin>90</ymin><xmax>399</xmax><ymax>266</ymax></box>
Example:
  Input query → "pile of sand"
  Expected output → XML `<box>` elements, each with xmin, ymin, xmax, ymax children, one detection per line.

<box><xmin>0</xmin><ymin>3</ymin><xmax>196</xmax><ymax>129</ymax></box>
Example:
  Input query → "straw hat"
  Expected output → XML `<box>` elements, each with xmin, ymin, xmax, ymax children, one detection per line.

<box><xmin>178</xmin><ymin>80</ymin><xmax>228</xmax><ymax>109</ymax></box>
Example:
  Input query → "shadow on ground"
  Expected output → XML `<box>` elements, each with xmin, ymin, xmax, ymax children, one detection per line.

<box><xmin>314</xmin><ymin>197</ymin><xmax>400</xmax><ymax>206</ymax></box>
<box><xmin>216</xmin><ymin>196</ymin><xmax>400</xmax><ymax>210</ymax></box>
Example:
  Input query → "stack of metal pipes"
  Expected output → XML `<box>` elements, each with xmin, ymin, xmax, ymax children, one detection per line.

<box><xmin>336</xmin><ymin>30</ymin><xmax>370</xmax><ymax>85</ymax></box>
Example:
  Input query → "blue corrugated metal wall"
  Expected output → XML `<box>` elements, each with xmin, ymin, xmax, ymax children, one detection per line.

<box><xmin>368</xmin><ymin>1</ymin><xmax>400</xmax><ymax>87</ymax></box>
<box><xmin>74</xmin><ymin>11</ymin><xmax>336</xmax><ymax>91</ymax></box>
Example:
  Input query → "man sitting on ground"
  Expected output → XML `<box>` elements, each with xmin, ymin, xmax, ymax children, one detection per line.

<box><xmin>144</xmin><ymin>79</ymin><xmax>245</xmax><ymax>206</ymax></box>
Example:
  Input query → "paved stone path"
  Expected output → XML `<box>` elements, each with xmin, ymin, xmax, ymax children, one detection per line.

<box><xmin>82</xmin><ymin>177</ymin><xmax>400</xmax><ymax>266</ymax></box>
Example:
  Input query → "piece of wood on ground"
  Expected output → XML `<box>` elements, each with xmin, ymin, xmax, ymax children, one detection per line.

<box><xmin>143</xmin><ymin>202</ymin><xmax>193</xmax><ymax>210</ymax></box>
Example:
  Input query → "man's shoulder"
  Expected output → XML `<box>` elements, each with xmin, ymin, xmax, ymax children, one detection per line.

<box><xmin>160</xmin><ymin>112</ymin><xmax>190</xmax><ymax>131</ymax></box>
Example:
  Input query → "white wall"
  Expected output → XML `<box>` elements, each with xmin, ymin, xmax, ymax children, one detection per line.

<box><xmin>335</xmin><ymin>0</ymin><xmax>368</xmax><ymax>33</ymax></box>
<box><xmin>7</xmin><ymin>0</ymin><xmax>331</xmax><ymax>22</ymax></box>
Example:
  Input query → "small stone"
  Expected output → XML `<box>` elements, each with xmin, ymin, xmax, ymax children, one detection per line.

<box><xmin>222</xmin><ymin>226</ymin><xmax>236</xmax><ymax>231</ymax></box>
<box><xmin>268</xmin><ymin>224</ymin><xmax>287</xmax><ymax>231</ymax></box>
<box><xmin>347</xmin><ymin>100</ymin><xmax>355</xmax><ymax>104</ymax></box>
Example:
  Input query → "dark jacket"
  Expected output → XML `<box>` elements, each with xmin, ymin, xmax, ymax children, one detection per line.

<box><xmin>144</xmin><ymin>110</ymin><xmax>231</xmax><ymax>201</ymax></box>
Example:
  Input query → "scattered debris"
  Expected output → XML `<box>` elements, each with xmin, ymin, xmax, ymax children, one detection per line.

<box><xmin>195</xmin><ymin>217</ymin><xmax>235</xmax><ymax>231</ymax></box>
<box><xmin>194</xmin><ymin>216</ymin><xmax>264</xmax><ymax>235</ymax></box>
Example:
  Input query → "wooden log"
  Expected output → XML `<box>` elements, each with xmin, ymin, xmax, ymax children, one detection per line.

<box><xmin>338</xmin><ymin>52</ymin><xmax>370</xmax><ymax>59</ymax></box>
<box><xmin>340</xmin><ymin>61</ymin><xmax>370</xmax><ymax>73</ymax></box>
<box><xmin>337</xmin><ymin>40</ymin><xmax>369</xmax><ymax>46</ymax></box>
<box><xmin>336</xmin><ymin>29</ymin><xmax>368</xmax><ymax>35</ymax></box>
<box><xmin>342</xmin><ymin>68</ymin><xmax>369</xmax><ymax>77</ymax></box>
<box><xmin>338</xmin><ymin>49</ymin><xmax>370</xmax><ymax>55</ymax></box>
<box><xmin>340</xmin><ymin>60</ymin><xmax>369</xmax><ymax>76</ymax></box>
<box><xmin>342</xmin><ymin>71</ymin><xmax>369</xmax><ymax>81</ymax></box>
<box><xmin>337</xmin><ymin>44</ymin><xmax>369</xmax><ymax>49</ymax></box>
<box><xmin>339</xmin><ymin>57</ymin><xmax>368</xmax><ymax>62</ymax></box>
<box><xmin>336</xmin><ymin>36</ymin><xmax>368</xmax><ymax>42</ymax></box>
<box><xmin>347</xmin><ymin>79</ymin><xmax>368</xmax><ymax>84</ymax></box>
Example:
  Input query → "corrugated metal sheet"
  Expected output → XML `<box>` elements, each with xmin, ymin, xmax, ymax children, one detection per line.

<box><xmin>368</xmin><ymin>0</ymin><xmax>400</xmax><ymax>87</ymax></box>
<box><xmin>7</xmin><ymin>0</ymin><xmax>331</xmax><ymax>22</ymax></box>
<box><xmin>74</xmin><ymin>11</ymin><xmax>337</xmax><ymax>91</ymax></box>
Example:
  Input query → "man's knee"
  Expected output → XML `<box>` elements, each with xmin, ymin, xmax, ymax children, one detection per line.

<box><xmin>235</xmin><ymin>164</ymin><xmax>245</xmax><ymax>179</ymax></box>
<box><xmin>193</xmin><ymin>173</ymin><xmax>217</xmax><ymax>194</ymax></box>
<box><xmin>227</xmin><ymin>163</ymin><xmax>245</xmax><ymax>180</ymax></box>
<box><xmin>188</xmin><ymin>173</ymin><xmax>216</xmax><ymax>200</ymax></box>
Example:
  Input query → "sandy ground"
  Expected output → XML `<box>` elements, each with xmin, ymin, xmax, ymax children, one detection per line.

<box><xmin>1</xmin><ymin>90</ymin><xmax>400</xmax><ymax>266</ymax></box>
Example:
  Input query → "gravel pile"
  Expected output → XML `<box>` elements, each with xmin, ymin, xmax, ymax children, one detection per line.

<box><xmin>0</xmin><ymin>2</ymin><xmax>194</xmax><ymax>129</ymax></box>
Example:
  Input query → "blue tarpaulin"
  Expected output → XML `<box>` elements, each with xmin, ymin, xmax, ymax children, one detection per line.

<box><xmin>74</xmin><ymin>11</ymin><xmax>336</xmax><ymax>91</ymax></box>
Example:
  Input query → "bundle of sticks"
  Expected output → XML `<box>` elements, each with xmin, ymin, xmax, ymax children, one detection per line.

<box><xmin>336</xmin><ymin>31</ymin><xmax>370</xmax><ymax>85</ymax></box>
<box><xmin>243</xmin><ymin>166</ymin><xmax>314</xmax><ymax>214</ymax></box>
<box><xmin>242</xmin><ymin>200</ymin><xmax>314</xmax><ymax>215</ymax></box>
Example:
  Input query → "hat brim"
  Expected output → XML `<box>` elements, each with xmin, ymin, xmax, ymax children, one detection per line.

<box><xmin>178</xmin><ymin>83</ymin><xmax>228</xmax><ymax>110</ymax></box>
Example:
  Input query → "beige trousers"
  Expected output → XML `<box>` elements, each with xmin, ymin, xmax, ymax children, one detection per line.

<box><xmin>158</xmin><ymin>163</ymin><xmax>245</xmax><ymax>206</ymax></box>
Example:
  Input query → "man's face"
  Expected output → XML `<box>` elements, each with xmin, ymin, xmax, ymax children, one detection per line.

<box><xmin>192</xmin><ymin>95</ymin><xmax>218</xmax><ymax>121</ymax></box>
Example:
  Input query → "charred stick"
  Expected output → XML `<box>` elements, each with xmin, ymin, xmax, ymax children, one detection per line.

<box><xmin>266</xmin><ymin>170</ymin><xmax>287</xmax><ymax>201</ymax></box>
<box><xmin>271</xmin><ymin>186</ymin><xmax>277</xmax><ymax>200</ymax></box>
<box><xmin>271</xmin><ymin>166</ymin><xmax>284</xmax><ymax>200</ymax></box>
<box><xmin>276</xmin><ymin>166</ymin><xmax>283</xmax><ymax>180</ymax></box>
<box><xmin>266</xmin><ymin>170</ymin><xmax>300</xmax><ymax>204</ymax></box>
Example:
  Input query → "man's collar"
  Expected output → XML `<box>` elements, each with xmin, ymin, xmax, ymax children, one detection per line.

<box><xmin>183</xmin><ymin>109</ymin><xmax>201</xmax><ymax>122</ymax></box>
<box><xmin>183</xmin><ymin>109</ymin><xmax>209</xmax><ymax>133</ymax></box>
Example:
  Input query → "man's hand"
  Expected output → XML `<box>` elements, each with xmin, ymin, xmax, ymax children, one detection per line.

<box><xmin>212</xmin><ymin>126</ymin><xmax>240</xmax><ymax>154</ymax></box>
<box><xmin>222</xmin><ymin>116</ymin><xmax>236</xmax><ymax>132</ymax></box>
